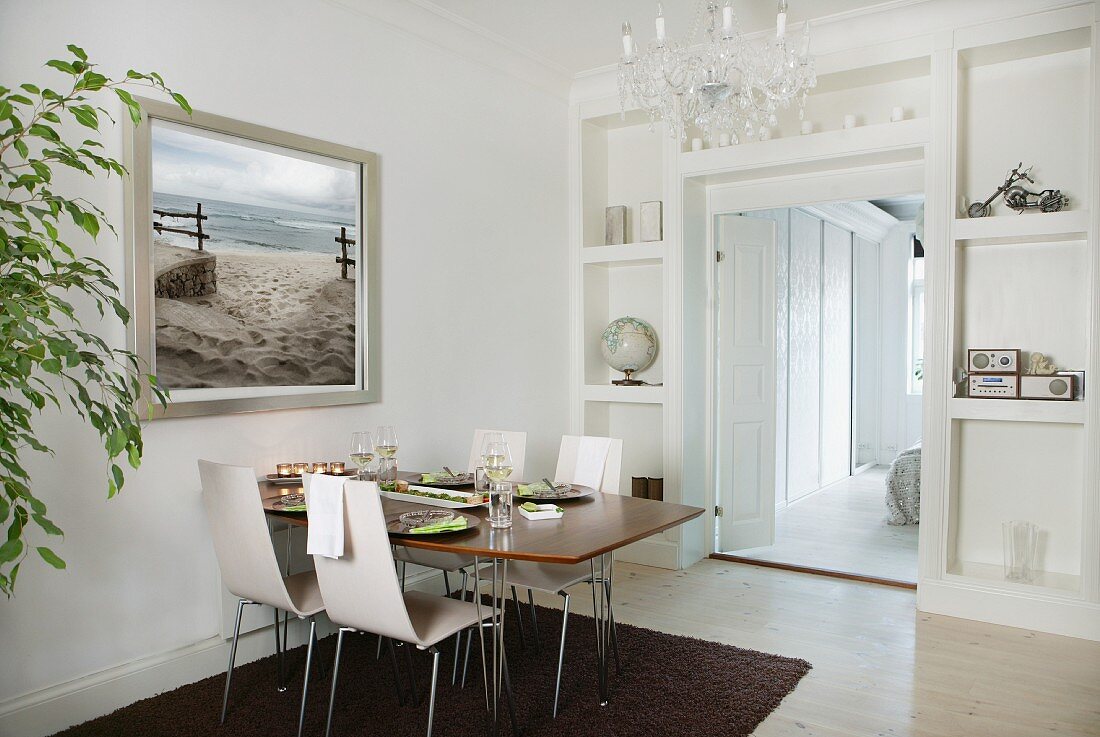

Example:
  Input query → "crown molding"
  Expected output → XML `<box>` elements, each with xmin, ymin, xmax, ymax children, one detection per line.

<box><xmin>322</xmin><ymin>0</ymin><xmax>572</xmax><ymax>100</ymax></box>
<box><xmin>802</xmin><ymin>200</ymin><xmax>899</xmax><ymax>242</ymax></box>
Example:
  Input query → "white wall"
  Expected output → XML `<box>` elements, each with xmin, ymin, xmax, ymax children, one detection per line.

<box><xmin>0</xmin><ymin>0</ymin><xmax>569</xmax><ymax>725</ymax></box>
<box><xmin>879</xmin><ymin>221</ymin><xmax>922</xmax><ymax>462</ymax></box>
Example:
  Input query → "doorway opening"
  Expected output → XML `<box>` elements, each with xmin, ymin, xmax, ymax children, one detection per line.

<box><xmin>713</xmin><ymin>195</ymin><xmax>924</xmax><ymax>586</ymax></box>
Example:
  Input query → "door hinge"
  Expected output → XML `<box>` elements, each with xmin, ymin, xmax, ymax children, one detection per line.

<box><xmin>714</xmin><ymin>505</ymin><xmax>724</xmax><ymax>517</ymax></box>
<box><xmin>716</xmin><ymin>250</ymin><xmax>725</xmax><ymax>262</ymax></box>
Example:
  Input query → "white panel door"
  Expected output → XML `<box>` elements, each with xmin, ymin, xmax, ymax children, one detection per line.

<box><xmin>786</xmin><ymin>210</ymin><xmax>822</xmax><ymax>501</ymax></box>
<box><xmin>716</xmin><ymin>215</ymin><xmax>777</xmax><ymax>551</ymax></box>
<box><xmin>820</xmin><ymin>223</ymin><xmax>853</xmax><ymax>486</ymax></box>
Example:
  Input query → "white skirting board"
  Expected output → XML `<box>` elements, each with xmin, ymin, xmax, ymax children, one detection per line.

<box><xmin>0</xmin><ymin>567</ymin><xmax>441</xmax><ymax>737</ymax></box>
<box><xmin>616</xmin><ymin>536</ymin><xmax>681</xmax><ymax>569</ymax></box>
<box><xmin>918</xmin><ymin>580</ymin><xmax>1100</xmax><ymax>642</ymax></box>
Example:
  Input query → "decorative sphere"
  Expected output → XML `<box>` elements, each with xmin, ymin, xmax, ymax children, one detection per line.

<box><xmin>600</xmin><ymin>317</ymin><xmax>658</xmax><ymax>375</ymax></box>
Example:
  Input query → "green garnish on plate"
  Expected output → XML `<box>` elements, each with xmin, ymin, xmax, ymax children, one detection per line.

<box><xmin>407</xmin><ymin>517</ymin><xmax>469</xmax><ymax>534</ymax></box>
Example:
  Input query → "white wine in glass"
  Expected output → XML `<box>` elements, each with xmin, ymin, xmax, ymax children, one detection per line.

<box><xmin>483</xmin><ymin>440</ymin><xmax>513</xmax><ymax>482</ymax></box>
<box><xmin>375</xmin><ymin>425</ymin><xmax>398</xmax><ymax>459</ymax></box>
<box><xmin>349</xmin><ymin>431</ymin><xmax>375</xmax><ymax>479</ymax></box>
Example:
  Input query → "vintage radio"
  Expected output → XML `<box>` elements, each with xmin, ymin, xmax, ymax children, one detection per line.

<box><xmin>1020</xmin><ymin>373</ymin><xmax>1076</xmax><ymax>401</ymax></box>
<box><xmin>967</xmin><ymin>373</ymin><xmax>1019</xmax><ymax>398</ymax></box>
<box><xmin>968</xmin><ymin>349</ymin><xmax>1021</xmax><ymax>374</ymax></box>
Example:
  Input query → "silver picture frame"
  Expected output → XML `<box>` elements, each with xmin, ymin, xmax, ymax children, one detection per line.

<box><xmin>124</xmin><ymin>98</ymin><xmax>380</xmax><ymax>418</ymax></box>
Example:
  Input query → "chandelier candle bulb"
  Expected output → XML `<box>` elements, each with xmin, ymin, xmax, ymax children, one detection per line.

<box><xmin>722</xmin><ymin>2</ymin><xmax>733</xmax><ymax>34</ymax></box>
<box><xmin>655</xmin><ymin>4</ymin><xmax>666</xmax><ymax>44</ymax></box>
<box><xmin>622</xmin><ymin>22</ymin><xmax>633</xmax><ymax>60</ymax></box>
<box><xmin>777</xmin><ymin>0</ymin><xmax>788</xmax><ymax>37</ymax></box>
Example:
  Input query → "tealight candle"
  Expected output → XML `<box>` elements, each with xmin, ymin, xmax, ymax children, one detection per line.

<box><xmin>293</xmin><ymin>462</ymin><xmax>309</xmax><ymax>476</ymax></box>
<box><xmin>690</xmin><ymin>137</ymin><xmax>703</xmax><ymax>152</ymax></box>
<box><xmin>843</xmin><ymin>114</ymin><xmax>857</xmax><ymax>129</ymax></box>
<box><xmin>329</xmin><ymin>462</ymin><xmax>345</xmax><ymax>475</ymax></box>
<box><xmin>276</xmin><ymin>463</ymin><xmax>293</xmax><ymax>477</ymax></box>
<box><xmin>800</xmin><ymin>120</ymin><xmax>813</xmax><ymax>135</ymax></box>
<box><xmin>312</xmin><ymin>462</ymin><xmax>329</xmax><ymax>474</ymax></box>
<box><xmin>891</xmin><ymin>106</ymin><xmax>905</xmax><ymax>122</ymax></box>
<box><xmin>719</xmin><ymin>132</ymin><xmax>731</xmax><ymax>147</ymax></box>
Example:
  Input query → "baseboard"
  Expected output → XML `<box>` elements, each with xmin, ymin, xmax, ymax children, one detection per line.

<box><xmin>616</xmin><ymin>536</ymin><xmax>681</xmax><ymax>569</ymax></box>
<box><xmin>918</xmin><ymin>579</ymin><xmax>1100</xmax><ymax>641</ymax></box>
<box><xmin>0</xmin><ymin>567</ymin><xmax>446</xmax><ymax>737</ymax></box>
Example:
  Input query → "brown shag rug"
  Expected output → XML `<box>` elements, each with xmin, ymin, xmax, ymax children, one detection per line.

<box><xmin>51</xmin><ymin>602</ymin><xmax>811</xmax><ymax>737</ymax></box>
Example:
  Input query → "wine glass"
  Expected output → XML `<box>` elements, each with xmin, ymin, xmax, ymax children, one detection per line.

<box><xmin>481</xmin><ymin>431</ymin><xmax>505</xmax><ymax>457</ymax></box>
<box><xmin>349</xmin><ymin>431</ymin><xmax>375</xmax><ymax>480</ymax></box>
<box><xmin>375</xmin><ymin>426</ymin><xmax>398</xmax><ymax>459</ymax></box>
<box><xmin>483</xmin><ymin>440</ymin><xmax>513</xmax><ymax>483</ymax></box>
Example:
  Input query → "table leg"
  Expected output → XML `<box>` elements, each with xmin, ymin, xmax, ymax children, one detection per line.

<box><xmin>593</xmin><ymin>553</ymin><xmax>616</xmax><ymax>706</ymax></box>
<box><xmin>473</xmin><ymin>555</ymin><xmax>520</xmax><ymax>736</ymax></box>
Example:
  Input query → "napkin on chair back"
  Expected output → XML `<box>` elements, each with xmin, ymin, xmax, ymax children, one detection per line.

<box><xmin>305</xmin><ymin>473</ymin><xmax>346</xmax><ymax>559</ymax></box>
<box><xmin>573</xmin><ymin>436</ymin><xmax>613</xmax><ymax>490</ymax></box>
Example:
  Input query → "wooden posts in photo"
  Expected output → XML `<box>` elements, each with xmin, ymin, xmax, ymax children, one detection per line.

<box><xmin>335</xmin><ymin>226</ymin><xmax>357</xmax><ymax>279</ymax></box>
<box><xmin>153</xmin><ymin>202</ymin><xmax>210</xmax><ymax>250</ymax></box>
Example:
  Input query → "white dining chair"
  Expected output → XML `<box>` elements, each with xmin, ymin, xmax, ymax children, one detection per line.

<box><xmin>393</xmin><ymin>429</ymin><xmax>528</xmax><ymax>641</ymax></box>
<box><xmin>466</xmin><ymin>429</ymin><xmax>528</xmax><ymax>478</ymax></box>
<box><xmin>503</xmin><ymin>435</ymin><xmax>623</xmax><ymax>717</ymax></box>
<box><xmin>198</xmin><ymin>460</ymin><xmax>325</xmax><ymax>737</ymax></box>
<box><xmin>309</xmin><ymin>479</ymin><xmax>496</xmax><ymax>737</ymax></box>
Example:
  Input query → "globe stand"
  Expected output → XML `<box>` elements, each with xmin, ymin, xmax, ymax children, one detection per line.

<box><xmin>612</xmin><ymin>369</ymin><xmax>644</xmax><ymax>386</ymax></box>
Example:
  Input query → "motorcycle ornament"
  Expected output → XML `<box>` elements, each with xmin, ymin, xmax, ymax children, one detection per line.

<box><xmin>967</xmin><ymin>163</ymin><xmax>1068</xmax><ymax>218</ymax></box>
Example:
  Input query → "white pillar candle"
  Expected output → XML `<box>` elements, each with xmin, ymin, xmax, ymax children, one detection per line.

<box><xmin>760</xmin><ymin>127</ymin><xmax>773</xmax><ymax>141</ymax></box>
<box><xmin>719</xmin><ymin>132</ymin><xmax>731</xmax><ymax>147</ymax></box>
<box><xmin>800</xmin><ymin>120</ymin><xmax>813</xmax><ymax>135</ymax></box>
<box><xmin>891</xmin><ymin>106</ymin><xmax>905</xmax><ymax>122</ymax></box>
<box><xmin>722</xmin><ymin>3</ymin><xmax>733</xmax><ymax>34</ymax></box>
<box><xmin>621</xmin><ymin>22</ymin><xmax>633</xmax><ymax>59</ymax></box>
<box><xmin>691</xmin><ymin>137</ymin><xmax>704</xmax><ymax>152</ymax></box>
<box><xmin>655</xmin><ymin>3</ymin><xmax>666</xmax><ymax>44</ymax></box>
<box><xmin>843</xmin><ymin>114</ymin><xmax>857</xmax><ymax>129</ymax></box>
<box><xmin>777</xmin><ymin>12</ymin><xmax>787</xmax><ymax>38</ymax></box>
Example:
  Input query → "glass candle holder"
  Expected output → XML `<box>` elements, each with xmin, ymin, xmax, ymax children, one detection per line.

<box><xmin>292</xmin><ymin>462</ymin><xmax>309</xmax><ymax>476</ymax></box>
<box><xmin>276</xmin><ymin>463</ymin><xmax>293</xmax><ymax>477</ymax></box>
<box><xmin>311</xmin><ymin>462</ymin><xmax>329</xmax><ymax>474</ymax></box>
<box><xmin>329</xmin><ymin>462</ymin><xmax>345</xmax><ymax>475</ymax></box>
<box><xmin>1002</xmin><ymin>520</ymin><xmax>1039</xmax><ymax>582</ymax></box>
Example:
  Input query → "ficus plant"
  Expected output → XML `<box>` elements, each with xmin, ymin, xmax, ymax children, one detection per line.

<box><xmin>0</xmin><ymin>45</ymin><xmax>190</xmax><ymax>596</ymax></box>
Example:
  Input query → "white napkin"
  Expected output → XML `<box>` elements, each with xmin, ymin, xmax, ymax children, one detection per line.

<box><xmin>573</xmin><ymin>436</ymin><xmax>612</xmax><ymax>490</ymax></box>
<box><xmin>305</xmin><ymin>473</ymin><xmax>346</xmax><ymax>559</ymax></box>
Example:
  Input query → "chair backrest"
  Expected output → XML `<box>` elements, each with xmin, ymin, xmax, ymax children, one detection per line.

<box><xmin>306</xmin><ymin>478</ymin><xmax>420</xmax><ymax>643</ymax></box>
<box><xmin>467</xmin><ymin>429</ymin><xmax>528</xmax><ymax>479</ymax></box>
<box><xmin>198</xmin><ymin>460</ymin><xmax>295</xmax><ymax>610</ymax></box>
<box><xmin>553</xmin><ymin>435</ymin><xmax>623</xmax><ymax>494</ymax></box>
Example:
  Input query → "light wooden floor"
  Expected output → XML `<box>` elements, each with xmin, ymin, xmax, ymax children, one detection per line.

<box><xmin>533</xmin><ymin>560</ymin><xmax>1100</xmax><ymax>737</ymax></box>
<box><xmin>730</xmin><ymin>467</ymin><xmax>919</xmax><ymax>582</ymax></box>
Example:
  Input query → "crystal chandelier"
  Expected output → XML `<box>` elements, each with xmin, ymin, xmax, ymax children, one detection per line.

<box><xmin>618</xmin><ymin>1</ymin><xmax>816</xmax><ymax>144</ymax></box>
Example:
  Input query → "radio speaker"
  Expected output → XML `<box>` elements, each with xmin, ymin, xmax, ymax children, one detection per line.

<box><xmin>1020</xmin><ymin>374</ymin><xmax>1076</xmax><ymax>400</ymax></box>
<box><xmin>968</xmin><ymin>349</ymin><xmax>1020</xmax><ymax>374</ymax></box>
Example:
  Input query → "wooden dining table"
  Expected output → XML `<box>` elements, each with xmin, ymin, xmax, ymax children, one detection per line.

<box><xmin>260</xmin><ymin>472</ymin><xmax>703</xmax><ymax>733</ymax></box>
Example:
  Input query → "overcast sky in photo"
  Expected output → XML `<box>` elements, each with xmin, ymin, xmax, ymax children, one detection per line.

<box><xmin>151</xmin><ymin>122</ymin><xmax>357</xmax><ymax>219</ymax></box>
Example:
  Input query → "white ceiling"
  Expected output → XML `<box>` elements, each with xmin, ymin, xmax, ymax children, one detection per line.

<box><xmin>422</xmin><ymin>0</ymin><xmax>890</xmax><ymax>75</ymax></box>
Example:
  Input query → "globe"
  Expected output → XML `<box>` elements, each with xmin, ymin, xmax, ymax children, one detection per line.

<box><xmin>600</xmin><ymin>316</ymin><xmax>658</xmax><ymax>385</ymax></box>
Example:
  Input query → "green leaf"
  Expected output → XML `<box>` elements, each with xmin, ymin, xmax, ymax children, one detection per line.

<box><xmin>114</xmin><ymin>88</ymin><xmax>141</xmax><ymax>126</ymax></box>
<box><xmin>13</xmin><ymin>139</ymin><xmax>28</xmax><ymax>158</ymax></box>
<box><xmin>110</xmin><ymin>464</ymin><xmax>125</xmax><ymax>496</ymax></box>
<box><xmin>45</xmin><ymin>59</ymin><xmax>78</xmax><ymax>75</ymax></box>
<box><xmin>107</xmin><ymin>428</ymin><xmax>127</xmax><ymax>456</ymax></box>
<box><xmin>0</xmin><ymin>101</ymin><xmax>12</xmax><ymax>120</ymax></box>
<box><xmin>82</xmin><ymin>212</ymin><xmax>100</xmax><ymax>239</ymax></box>
<box><xmin>32</xmin><ymin>513</ymin><xmax>63</xmax><ymax>537</ymax></box>
<box><xmin>36</xmin><ymin>547</ymin><xmax>66</xmax><ymax>569</ymax></box>
<box><xmin>0</xmin><ymin>539</ymin><xmax>22</xmax><ymax>564</ymax></box>
<box><xmin>170</xmin><ymin>92</ymin><xmax>193</xmax><ymax>115</ymax></box>
<box><xmin>66</xmin><ymin>44</ymin><xmax>88</xmax><ymax>61</ymax></box>
<box><xmin>20</xmin><ymin>83</ymin><xmax>41</xmax><ymax>94</ymax></box>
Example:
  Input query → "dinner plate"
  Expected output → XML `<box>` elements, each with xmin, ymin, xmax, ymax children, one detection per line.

<box><xmin>379</xmin><ymin>485</ymin><xmax>489</xmax><ymax>509</ymax></box>
<box><xmin>387</xmin><ymin>511</ymin><xmax>480</xmax><ymax>536</ymax></box>
<box><xmin>270</xmin><ymin>493</ymin><xmax>306</xmax><ymax>511</ymax></box>
<box><xmin>514</xmin><ymin>484</ymin><xmax>595</xmax><ymax>501</ymax></box>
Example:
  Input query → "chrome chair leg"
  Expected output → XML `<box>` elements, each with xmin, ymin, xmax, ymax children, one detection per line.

<box><xmin>274</xmin><ymin>606</ymin><xmax>288</xmax><ymax>692</ymax></box>
<box><xmin>311</xmin><ymin>622</ymin><xmax>326</xmax><ymax>680</ymax></box>
<box><xmin>451</xmin><ymin>630</ymin><xmax>462</xmax><ymax>685</ymax></box>
<box><xmin>461</xmin><ymin>625</ymin><xmax>473</xmax><ymax>688</ymax></box>
<box><xmin>403</xmin><ymin>642</ymin><xmax>421</xmax><ymax>707</ymax></box>
<box><xmin>510</xmin><ymin>585</ymin><xmax>527</xmax><ymax>650</ymax></box>
<box><xmin>221</xmin><ymin>599</ymin><xmax>246</xmax><ymax>724</ymax></box>
<box><xmin>297</xmin><ymin>617</ymin><xmax>317</xmax><ymax>737</ymax></box>
<box><xmin>386</xmin><ymin>637</ymin><xmax>406</xmax><ymax>705</ymax></box>
<box><xmin>528</xmin><ymin>588</ymin><xmax>540</xmax><ymax>651</ymax></box>
<box><xmin>553</xmin><ymin>591</ymin><xmax>570</xmax><ymax>718</ymax></box>
<box><xmin>426</xmin><ymin>647</ymin><xmax>441</xmax><ymax>737</ymax></box>
<box><xmin>443</xmin><ymin>571</ymin><xmax>451</xmax><ymax>598</ymax></box>
<box><xmin>324</xmin><ymin>628</ymin><xmax>348</xmax><ymax>737</ymax></box>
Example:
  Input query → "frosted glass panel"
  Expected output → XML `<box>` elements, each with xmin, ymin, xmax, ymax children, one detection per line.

<box><xmin>787</xmin><ymin>210</ymin><xmax>821</xmax><ymax>500</ymax></box>
<box><xmin>821</xmin><ymin>223</ymin><xmax>853</xmax><ymax>486</ymax></box>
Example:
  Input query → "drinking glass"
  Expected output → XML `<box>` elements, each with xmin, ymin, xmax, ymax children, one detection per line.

<box><xmin>376</xmin><ymin>426</ymin><xmax>399</xmax><ymax>459</ymax></box>
<box><xmin>378</xmin><ymin>457</ymin><xmax>398</xmax><ymax>490</ymax></box>
<box><xmin>1002</xmin><ymin>520</ymin><xmax>1038</xmax><ymax>582</ymax></box>
<box><xmin>489</xmin><ymin>481</ymin><xmax>512</xmax><ymax>529</ymax></box>
<box><xmin>483</xmin><ymin>440</ymin><xmax>513</xmax><ymax>484</ymax></box>
<box><xmin>349</xmin><ymin>431</ymin><xmax>375</xmax><ymax>480</ymax></box>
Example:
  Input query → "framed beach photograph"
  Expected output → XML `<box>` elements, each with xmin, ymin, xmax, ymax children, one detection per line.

<box><xmin>125</xmin><ymin>99</ymin><xmax>379</xmax><ymax>417</ymax></box>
